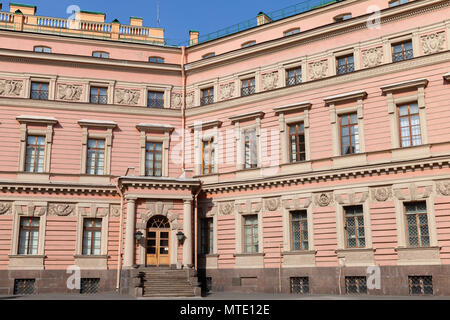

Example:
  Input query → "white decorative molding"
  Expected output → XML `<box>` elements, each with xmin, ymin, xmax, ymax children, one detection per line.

<box><xmin>264</xmin><ymin>197</ymin><xmax>281</xmax><ymax>212</ymax></box>
<box><xmin>371</xmin><ymin>187</ymin><xmax>393</xmax><ymax>202</ymax></box>
<box><xmin>421</xmin><ymin>32</ymin><xmax>446</xmax><ymax>55</ymax></box>
<box><xmin>110</xmin><ymin>204</ymin><xmax>121</xmax><ymax>218</ymax></box>
<box><xmin>436</xmin><ymin>180</ymin><xmax>450</xmax><ymax>196</ymax></box>
<box><xmin>235</xmin><ymin>199</ymin><xmax>263</xmax><ymax>215</ymax></box>
<box><xmin>218</xmin><ymin>201</ymin><xmax>234</xmax><ymax>216</ymax></box>
<box><xmin>140</xmin><ymin>201</ymin><xmax>180</xmax><ymax>230</ymax></box>
<box><xmin>171</xmin><ymin>93</ymin><xmax>182</xmax><ymax>108</ymax></box>
<box><xmin>281</xmin><ymin>195</ymin><xmax>312</xmax><ymax>210</ymax></box>
<box><xmin>0</xmin><ymin>202</ymin><xmax>12</xmax><ymax>215</ymax></box>
<box><xmin>393</xmin><ymin>183</ymin><xmax>433</xmax><ymax>201</ymax></box>
<box><xmin>78</xmin><ymin>203</ymin><xmax>109</xmax><ymax>218</ymax></box>
<box><xmin>186</xmin><ymin>92</ymin><xmax>194</xmax><ymax>108</ymax></box>
<box><xmin>115</xmin><ymin>88</ymin><xmax>140</xmax><ymax>105</ymax></box>
<box><xmin>308</xmin><ymin>60</ymin><xmax>328</xmax><ymax>80</ymax></box>
<box><xmin>14</xmin><ymin>202</ymin><xmax>47</xmax><ymax>217</ymax></box>
<box><xmin>361</xmin><ymin>47</ymin><xmax>383</xmax><ymax>68</ymax></box>
<box><xmin>261</xmin><ymin>71</ymin><xmax>279</xmax><ymax>91</ymax></box>
<box><xmin>314</xmin><ymin>192</ymin><xmax>334</xmax><ymax>207</ymax></box>
<box><xmin>0</xmin><ymin>79</ymin><xmax>23</xmax><ymax>97</ymax></box>
<box><xmin>57</xmin><ymin>84</ymin><xmax>83</xmax><ymax>101</ymax></box>
<box><xmin>48</xmin><ymin>203</ymin><xmax>76</xmax><ymax>216</ymax></box>
<box><xmin>219</xmin><ymin>82</ymin><xmax>235</xmax><ymax>101</ymax></box>
<box><xmin>335</xmin><ymin>191</ymin><xmax>369</xmax><ymax>205</ymax></box>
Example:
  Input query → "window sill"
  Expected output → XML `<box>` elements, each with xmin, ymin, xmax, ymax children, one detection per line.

<box><xmin>198</xmin><ymin>254</ymin><xmax>219</xmax><ymax>269</ymax></box>
<box><xmin>17</xmin><ymin>172</ymin><xmax>50</xmax><ymax>182</ymax></box>
<box><xmin>391</xmin><ymin>144</ymin><xmax>430</xmax><ymax>161</ymax></box>
<box><xmin>281</xmin><ymin>250</ymin><xmax>316</xmax><ymax>267</ymax></box>
<box><xmin>8</xmin><ymin>255</ymin><xmax>45</xmax><ymax>270</ymax></box>
<box><xmin>336</xmin><ymin>248</ymin><xmax>375</xmax><ymax>266</ymax></box>
<box><xmin>194</xmin><ymin>173</ymin><xmax>219</xmax><ymax>184</ymax></box>
<box><xmin>280</xmin><ymin>161</ymin><xmax>312</xmax><ymax>174</ymax></box>
<box><xmin>395</xmin><ymin>246</ymin><xmax>441</xmax><ymax>265</ymax></box>
<box><xmin>74</xmin><ymin>255</ymin><xmax>108</xmax><ymax>270</ymax></box>
<box><xmin>332</xmin><ymin>153</ymin><xmax>367</xmax><ymax>169</ymax></box>
<box><xmin>235</xmin><ymin>167</ymin><xmax>261</xmax><ymax>180</ymax></box>
<box><xmin>234</xmin><ymin>253</ymin><xmax>264</xmax><ymax>269</ymax></box>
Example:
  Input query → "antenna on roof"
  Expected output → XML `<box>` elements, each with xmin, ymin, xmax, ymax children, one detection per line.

<box><xmin>156</xmin><ymin>0</ymin><xmax>160</xmax><ymax>27</ymax></box>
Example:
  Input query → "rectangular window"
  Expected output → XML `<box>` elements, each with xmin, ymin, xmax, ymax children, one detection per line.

<box><xmin>34</xmin><ymin>46</ymin><xmax>51</xmax><ymax>53</ymax></box>
<box><xmin>345</xmin><ymin>276</ymin><xmax>367</xmax><ymax>294</ymax></box>
<box><xmin>86</xmin><ymin>139</ymin><xmax>105</xmax><ymax>175</ymax></box>
<box><xmin>82</xmin><ymin>218</ymin><xmax>102</xmax><ymax>255</ymax></box>
<box><xmin>80</xmin><ymin>278</ymin><xmax>100</xmax><ymax>294</ymax></box>
<box><xmin>201</xmin><ymin>218</ymin><xmax>213</xmax><ymax>255</ymax></box>
<box><xmin>340</xmin><ymin>113</ymin><xmax>360</xmax><ymax>155</ymax></box>
<box><xmin>244</xmin><ymin>129</ymin><xmax>257</xmax><ymax>169</ymax></box>
<box><xmin>389</xmin><ymin>0</ymin><xmax>408</xmax><ymax>7</ymax></box>
<box><xmin>290</xmin><ymin>211</ymin><xmax>308</xmax><ymax>251</ymax></box>
<box><xmin>200</xmin><ymin>87</ymin><xmax>214</xmax><ymax>106</ymax></box>
<box><xmin>290</xmin><ymin>277</ymin><xmax>309</xmax><ymax>294</ymax></box>
<box><xmin>344</xmin><ymin>205</ymin><xmax>365</xmax><ymax>248</ymax></box>
<box><xmin>90</xmin><ymin>87</ymin><xmax>108</xmax><ymax>104</ymax></box>
<box><xmin>409</xmin><ymin>276</ymin><xmax>433</xmax><ymax>295</ymax></box>
<box><xmin>241</xmin><ymin>78</ymin><xmax>256</xmax><ymax>96</ymax></box>
<box><xmin>13</xmin><ymin>279</ymin><xmax>36</xmax><ymax>295</ymax></box>
<box><xmin>30</xmin><ymin>82</ymin><xmax>49</xmax><ymax>100</ymax></box>
<box><xmin>149</xmin><ymin>56</ymin><xmax>164</xmax><ymax>63</ymax></box>
<box><xmin>25</xmin><ymin>135</ymin><xmax>45</xmax><ymax>173</ymax></box>
<box><xmin>289</xmin><ymin>122</ymin><xmax>306</xmax><ymax>162</ymax></box>
<box><xmin>405</xmin><ymin>202</ymin><xmax>429</xmax><ymax>247</ymax></box>
<box><xmin>147</xmin><ymin>91</ymin><xmax>164</xmax><ymax>108</ymax></box>
<box><xmin>398</xmin><ymin>102</ymin><xmax>421</xmax><ymax>148</ymax></box>
<box><xmin>392</xmin><ymin>40</ymin><xmax>413</xmax><ymax>62</ymax></box>
<box><xmin>145</xmin><ymin>142</ymin><xmax>163</xmax><ymax>177</ymax></box>
<box><xmin>336</xmin><ymin>55</ymin><xmax>355</xmax><ymax>75</ymax></box>
<box><xmin>284</xmin><ymin>28</ymin><xmax>301</xmax><ymax>37</ymax></box>
<box><xmin>92</xmin><ymin>51</ymin><xmax>109</xmax><ymax>59</ymax></box>
<box><xmin>202</xmin><ymin>139</ymin><xmax>215</xmax><ymax>175</ymax></box>
<box><xmin>286</xmin><ymin>67</ymin><xmax>302</xmax><ymax>86</ymax></box>
<box><xmin>244</xmin><ymin>215</ymin><xmax>258</xmax><ymax>253</ymax></box>
<box><xmin>18</xmin><ymin>217</ymin><xmax>39</xmax><ymax>255</ymax></box>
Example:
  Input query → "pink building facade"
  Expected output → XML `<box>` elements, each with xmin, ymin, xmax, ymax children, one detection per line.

<box><xmin>1</xmin><ymin>0</ymin><xmax>450</xmax><ymax>296</ymax></box>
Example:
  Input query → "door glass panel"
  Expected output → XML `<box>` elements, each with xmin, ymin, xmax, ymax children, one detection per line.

<box><xmin>148</xmin><ymin>231</ymin><xmax>156</xmax><ymax>238</ymax></box>
<box><xmin>160</xmin><ymin>232</ymin><xmax>169</xmax><ymax>238</ymax></box>
<box><xmin>160</xmin><ymin>239</ymin><xmax>169</xmax><ymax>247</ymax></box>
<box><xmin>147</xmin><ymin>247</ymin><xmax>156</xmax><ymax>254</ymax></box>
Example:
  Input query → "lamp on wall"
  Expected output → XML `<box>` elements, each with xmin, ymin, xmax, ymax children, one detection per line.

<box><xmin>135</xmin><ymin>231</ymin><xmax>143</xmax><ymax>242</ymax></box>
<box><xmin>176</xmin><ymin>231</ymin><xmax>185</xmax><ymax>243</ymax></box>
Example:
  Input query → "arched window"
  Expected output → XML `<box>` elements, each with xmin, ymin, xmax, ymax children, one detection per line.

<box><xmin>34</xmin><ymin>46</ymin><xmax>51</xmax><ymax>53</ymax></box>
<box><xmin>92</xmin><ymin>51</ymin><xmax>109</xmax><ymax>59</ymax></box>
<box><xmin>333</xmin><ymin>13</ymin><xmax>352</xmax><ymax>22</ymax></box>
<box><xmin>149</xmin><ymin>56</ymin><xmax>165</xmax><ymax>63</ymax></box>
<box><xmin>241</xmin><ymin>41</ymin><xmax>256</xmax><ymax>48</ymax></box>
<box><xmin>283</xmin><ymin>28</ymin><xmax>300</xmax><ymax>37</ymax></box>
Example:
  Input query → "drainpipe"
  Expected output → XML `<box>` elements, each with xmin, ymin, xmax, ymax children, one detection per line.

<box><xmin>115</xmin><ymin>177</ymin><xmax>125</xmax><ymax>292</ymax></box>
<box><xmin>181</xmin><ymin>46</ymin><xmax>187</xmax><ymax>172</ymax></box>
<box><xmin>193</xmin><ymin>182</ymin><xmax>202</xmax><ymax>271</ymax></box>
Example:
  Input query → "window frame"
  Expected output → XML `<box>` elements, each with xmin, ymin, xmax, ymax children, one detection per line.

<box><xmin>288</xmin><ymin>122</ymin><xmax>306</xmax><ymax>163</ymax></box>
<box><xmin>241</xmin><ymin>78</ymin><xmax>256</xmax><ymax>97</ymax></box>
<box><xmin>82</xmin><ymin>218</ymin><xmax>102</xmax><ymax>255</ymax></box>
<box><xmin>92</xmin><ymin>51</ymin><xmax>110</xmax><ymax>59</ymax></box>
<box><xmin>397</xmin><ymin>102</ymin><xmax>422</xmax><ymax>148</ymax></box>
<box><xmin>344</xmin><ymin>205</ymin><xmax>366</xmax><ymax>249</ymax></box>
<box><xmin>285</xmin><ymin>66</ymin><xmax>302</xmax><ymax>86</ymax></box>
<box><xmin>243</xmin><ymin>214</ymin><xmax>259</xmax><ymax>254</ymax></box>
<box><xmin>200</xmin><ymin>217</ymin><xmax>214</xmax><ymax>255</ymax></box>
<box><xmin>290</xmin><ymin>210</ymin><xmax>309</xmax><ymax>251</ymax></box>
<box><xmin>18</xmin><ymin>217</ymin><xmax>40</xmax><ymax>255</ymax></box>
<box><xmin>283</xmin><ymin>28</ymin><xmax>301</xmax><ymax>37</ymax></box>
<box><xmin>200</xmin><ymin>87</ymin><xmax>214</xmax><ymax>106</ymax></box>
<box><xmin>147</xmin><ymin>90</ymin><xmax>164</xmax><ymax>108</ymax></box>
<box><xmin>336</xmin><ymin>54</ymin><xmax>355</xmax><ymax>75</ymax></box>
<box><xmin>30</xmin><ymin>81</ymin><xmax>49</xmax><ymax>100</ymax></box>
<box><xmin>404</xmin><ymin>201</ymin><xmax>430</xmax><ymax>248</ymax></box>
<box><xmin>86</xmin><ymin>138</ymin><xmax>106</xmax><ymax>176</ymax></box>
<box><xmin>202</xmin><ymin>52</ymin><xmax>215</xmax><ymax>59</ymax></box>
<box><xmin>148</xmin><ymin>56</ymin><xmax>165</xmax><ymax>63</ymax></box>
<box><xmin>241</xmin><ymin>40</ymin><xmax>256</xmax><ymax>48</ymax></box>
<box><xmin>145</xmin><ymin>141</ymin><xmax>163</xmax><ymax>177</ymax></box>
<box><xmin>89</xmin><ymin>86</ymin><xmax>108</xmax><ymax>105</ymax></box>
<box><xmin>391</xmin><ymin>40</ymin><xmax>413</xmax><ymax>62</ymax></box>
<box><xmin>338</xmin><ymin>113</ymin><xmax>360</xmax><ymax>155</ymax></box>
<box><xmin>201</xmin><ymin>138</ymin><xmax>215</xmax><ymax>175</ymax></box>
<box><xmin>24</xmin><ymin>135</ymin><xmax>46</xmax><ymax>173</ymax></box>
<box><xmin>33</xmin><ymin>46</ymin><xmax>51</xmax><ymax>53</ymax></box>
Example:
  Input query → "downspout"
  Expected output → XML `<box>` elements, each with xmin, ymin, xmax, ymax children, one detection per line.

<box><xmin>193</xmin><ymin>182</ymin><xmax>202</xmax><ymax>271</ymax></box>
<box><xmin>181</xmin><ymin>46</ymin><xmax>187</xmax><ymax>172</ymax></box>
<box><xmin>115</xmin><ymin>177</ymin><xmax>125</xmax><ymax>292</ymax></box>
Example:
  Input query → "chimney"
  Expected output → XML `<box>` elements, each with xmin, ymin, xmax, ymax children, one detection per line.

<box><xmin>256</xmin><ymin>11</ymin><xmax>272</xmax><ymax>26</ymax></box>
<box><xmin>9</xmin><ymin>3</ymin><xmax>36</xmax><ymax>15</ymax></box>
<box><xmin>130</xmin><ymin>17</ymin><xmax>143</xmax><ymax>27</ymax></box>
<box><xmin>189</xmin><ymin>30</ymin><xmax>199</xmax><ymax>45</ymax></box>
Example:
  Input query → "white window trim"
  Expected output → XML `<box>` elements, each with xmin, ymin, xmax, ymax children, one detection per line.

<box><xmin>75</xmin><ymin>205</ymin><xmax>109</xmax><ymax>256</ymax></box>
<box><xmin>279</xmin><ymin>57</ymin><xmax>306</xmax><ymax>88</ymax></box>
<box><xmin>26</xmin><ymin>75</ymin><xmax>57</xmax><ymax>100</ymax></box>
<box><xmin>235</xmin><ymin>209</ymin><xmax>264</xmax><ymax>255</ymax></box>
<box><xmin>332</xmin><ymin>47</ymin><xmax>359</xmax><ymax>76</ymax></box>
<box><xmin>145</xmin><ymin>84</ymin><xmax>172</xmax><ymax>109</ymax></box>
<box><xmin>87</xmin><ymin>80</ymin><xmax>115</xmax><ymax>104</ymax></box>
<box><xmin>190</xmin><ymin>121</ymin><xmax>221</xmax><ymax>176</ymax></box>
<box><xmin>282</xmin><ymin>205</ymin><xmax>314</xmax><ymax>253</ymax></box>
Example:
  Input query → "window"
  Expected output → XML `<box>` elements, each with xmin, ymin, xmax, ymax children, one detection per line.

<box><xmin>145</xmin><ymin>142</ymin><xmax>163</xmax><ymax>177</ymax></box>
<box><xmin>202</xmin><ymin>52</ymin><xmax>215</xmax><ymax>59</ymax></box>
<box><xmin>344</xmin><ymin>205</ymin><xmax>365</xmax><ymax>248</ymax></box>
<box><xmin>398</xmin><ymin>102</ymin><xmax>421</xmax><ymax>147</ymax></box>
<box><xmin>345</xmin><ymin>276</ymin><xmax>367</xmax><ymax>294</ymax></box>
<box><xmin>389</xmin><ymin>0</ymin><xmax>408</xmax><ymax>7</ymax></box>
<box><xmin>92</xmin><ymin>51</ymin><xmax>109</xmax><ymax>58</ymax></box>
<box><xmin>242</xmin><ymin>41</ymin><xmax>256</xmax><ymax>48</ymax></box>
<box><xmin>147</xmin><ymin>91</ymin><xmax>164</xmax><ymax>108</ymax></box>
<box><xmin>392</xmin><ymin>40</ymin><xmax>413</xmax><ymax>62</ymax></box>
<box><xmin>80</xmin><ymin>278</ymin><xmax>100</xmax><ymax>294</ymax></box>
<box><xmin>405</xmin><ymin>202</ymin><xmax>429</xmax><ymax>247</ymax></box>
<box><xmin>25</xmin><ymin>135</ymin><xmax>45</xmax><ymax>173</ymax></box>
<box><xmin>34</xmin><ymin>46</ymin><xmax>51</xmax><ymax>53</ymax></box>
<box><xmin>244</xmin><ymin>129</ymin><xmax>258</xmax><ymax>169</ymax></box>
<box><xmin>200</xmin><ymin>87</ymin><xmax>214</xmax><ymax>106</ymax></box>
<box><xmin>201</xmin><ymin>218</ymin><xmax>213</xmax><ymax>255</ymax></box>
<box><xmin>334</xmin><ymin>13</ymin><xmax>352</xmax><ymax>22</ymax></box>
<box><xmin>30</xmin><ymin>82</ymin><xmax>49</xmax><ymax>100</ymax></box>
<box><xmin>86</xmin><ymin>139</ymin><xmax>105</xmax><ymax>175</ymax></box>
<box><xmin>290</xmin><ymin>211</ymin><xmax>308</xmax><ymax>250</ymax></box>
<box><xmin>290</xmin><ymin>277</ymin><xmax>309</xmax><ymax>294</ymax></box>
<box><xmin>90</xmin><ymin>87</ymin><xmax>108</xmax><ymax>104</ymax></box>
<box><xmin>339</xmin><ymin>113</ymin><xmax>360</xmax><ymax>155</ymax></box>
<box><xmin>202</xmin><ymin>139</ymin><xmax>215</xmax><ymax>175</ymax></box>
<box><xmin>289</xmin><ymin>123</ymin><xmax>306</xmax><ymax>162</ymax></box>
<box><xmin>244</xmin><ymin>215</ymin><xmax>258</xmax><ymax>253</ymax></box>
<box><xmin>241</xmin><ymin>78</ymin><xmax>256</xmax><ymax>96</ymax></box>
<box><xmin>82</xmin><ymin>218</ymin><xmax>102</xmax><ymax>255</ymax></box>
<box><xmin>18</xmin><ymin>217</ymin><xmax>40</xmax><ymax>255</ymax></box>
<box><xmin>149</xmin><ymin>56</ymin><xmax>164</xmax><ymax>63</ymax></box>
<box><xmin>284</xmin><ymin>28</ymin><xmax>300</xmax><ymax>37</ymax></box>
<box><xmin>336</xmin><ymin>54</ymin><xmax>355</xmax><ymax>75</ymax></box>
<box><xmin>409</xmin><ymin>276</ymin><xmax>433</xmax><ymax>295</ymax></box>
<box><xmin>13</xmin><ymin>279</ymin><xmax>36</xmax><ymax>295</ymax></box>
<box><xmin>286</xmin><ymin>67</ymin><xmax>302</xmax><ymax>86</ymax></box>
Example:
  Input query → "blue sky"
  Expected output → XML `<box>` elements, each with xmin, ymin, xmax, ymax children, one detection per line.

<box><xmin>9</xmin><ymin>0</ymin><xmax>325</xmax><ymax>45</ymax></box>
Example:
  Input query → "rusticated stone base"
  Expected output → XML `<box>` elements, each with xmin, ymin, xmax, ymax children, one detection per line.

<box><xmin>0</xmin><ymin>269</ymin><xmax>118</xmax><ymax>295</ymax></box>
<box><xmin>199</xmin><ymin>265</ymin><xmax>450</xmax><ymax>296</ymax></box>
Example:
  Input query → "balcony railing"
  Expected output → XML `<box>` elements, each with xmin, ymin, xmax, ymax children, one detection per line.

<box><xmin>200</xmin><ymin>95</ymin><xmax>214</xmax><ymax>106</ymax></box>
<box><xmin>393</xmin><ymin>49</ymin><xmax>413</xmax><ymax>62</ymax></box>
<box><xmin>286</xmin><ymin>75</ymin><xmax>302</xmax><ymax>86</ymax></box>
<box><xmin>241</xmin><ymin>85</ymin><xmax>256</xmax><ymax>96</ymax></box>
<box><xmin>30</xmin><ymin>90</ymin><xmax>49</xmax><ymax>100</ymax></box>
<box><xmin>336</xmin><ymin>62</ymin><xmax>355</xmax><ymax>75</ymax></box>
<box><xmin>90</xmin><ymin>95</ymin><xmax>108</xmax><ymax>104</ymax></box>
<box><xmin>147</xmin><ymin>98</ymin><xmax>164</xmax><ymax>108</ymax></box>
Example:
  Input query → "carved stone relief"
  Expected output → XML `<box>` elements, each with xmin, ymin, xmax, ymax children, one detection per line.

<box><xmin>171</xmin><ymin>93</ymin><xmax>182</xmax><ymax>109</ymax></box>
<box><xmin>262</xmin><ymin>72</ymin><xmax>279</xmax><ymax>91</ymax></box>
<box><xmin>15</xmin><ymin>202</ymin><xmax>47</xmax><ymax>217</ymax></box>
<box><xmin>48</xmin><ymin>203</ymin><xmax>76</xmax><ymax>216</ymax></box>
<box><xmin>218</xmin><ymin>201</ymin><xmax>234</xmax><ymax>216</ymax></box>
<box><xmin>0</xmin><ymin>202</ymin><xmax>12</xmax><ymax>215</ymax></box>
<box><xmin>235</xmin><ymin>199</ymin><xmax>262</xmax><ymax>215</ymax></box>
<box><xmin>264</xmin><ymin>197</ymin><xmax>281</xmax><ymax>211</ymax></box>
<box><xmin>110</xmin><ymin>204</ymin><xmax>121</xmax><ymax>218</ymax></box>
<box><xmin>186</xmin><ymin>92</ymin><xmax>194</xmax><ymax>108</ymax></box>
<box><xmin>421</xmin><ymin>32</ymin><xmax>446</xmax><ymax>55</ymax></box>
<box><xmin>219</xmin><ymin>82</ymin><xmax>235</xmax><ymax>101</ymax></box>
<box><xmin>335</xmin><ymin>191</ymin><xmax>369</xmax><ymax>205</ymax></box>
<box><xmin>371</xmin><ymin>187</ymin><xmax>392</xmax><ymax>202</ymax></box>
<box><xmin>78</xmin><ymin>204</ymin><xmax>109</xmax><ymax>218</ymax></box>
<box><xmin>308</xmin><ymin>60</ymin><xmax>328</xmax><ymax>80</ymax></box>
<box><xmin>361</xmin><ymin>47</ymin><xmax>383</xmax><ymax>68</ymax></box>
<box><xmin>282</xmin><ymin>195</ymin><xmax>312</xmax><ymax>210</ymax></box>
<box><xmin>0</xmin><ymin>79</ymin><xmax>23</xmax><ymax>97</ymax></box>
<box><xmin>393</xmin><ymin>183</ymin><xmax>433</xmax><ymax>201</ymax></box>
<box><xmin>314</xmin><ymin>193</ymin><xmax>334</xmax><ymax>207</ymax></box>
<box><xmin>115</xmin><ymin>88</ymin><xmax>140</xmax><ymax>105</ymax></box>
<box><xmin>57</xmin><ymin>84</ymin><xmax>83</xmax><ymax>101</ymax></box>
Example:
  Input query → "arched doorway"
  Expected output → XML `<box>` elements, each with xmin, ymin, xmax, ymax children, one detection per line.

<box><xmin>146</xmin><ymin>215</ymin><xmax>171</xmax><ymax>266</ymax></box>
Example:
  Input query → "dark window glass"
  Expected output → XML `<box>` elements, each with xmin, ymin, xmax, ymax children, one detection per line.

<box><xmin>90</xmin><ymin>87</ymin><xmax>108</xmax><ymax>104</ymax></box>
<box><xmin>398</xmin><ymin>103</ymin><xmax>421</xmax><ymax>147</ymax></box>
<box><xmin>201</xmin><ymin>218</ymin><xmax>213</xmax><ymax>255</ymax></box>
<box><xmin>241</xmin><ymin>78</ymin><xmax>256</xmax><ymax>96</ymax></box>
<box><xmin>86</xmin><ymin>139</ymin><xmax>105</xmax><ymax>175</ymax></box>
<box><xmin>200</xmin><ymin>87</ymin><xmax>214</xmax><ymax>105</ymax></box>
<box><xmin>147</xmin><ymin>91</ymin><xmax>164</xmax><ymax>108</ymax></box>
<box><xmin>30</xmin><ymin>82</ymin><xmax>49</xmax><ymax>100</ymax></box>
<box><xmin>82</xmin><ymin>218</ymin><xmax>102</xmax><ymax>255</ymax></box>
<box><xmin>291</xmin><ymin>211</ymin><xmax>308</xmax><ymax>251</ymax></box>
<box><xmin>409</xmin><ymin>276</ymin><xmax>433</xmax><ymax>295</ymax></box>
<box><xmin>290</xmin><ymin>277</ymin><xmax>309</xmax><ymax>294</ymax></box>
<box><xmin>345</xmin><ymin>205</ymin><xmax>365</xmax><ymax>248</ymax></box>
<box><xmin>145</xmin><ymin>142</ymin><xmax>163</xmax><ymax>177</ymax></box>
<box><xmin>92</xmin><ymin>51</ymin><xmax>109</xmax><ymax>58</ymax></box>
<box><xmin>286</xmin><ymin>67</ymin><xmax>302</xmax><ymax>86</ymax></box>
<box><xmin>149</xmin><ymin>56</ymin><xmax>164</xmax><ymax>63</ymax></box>
<box><xmin>289</xmin><ymin>122</ymin><xmax>306</xmax><ymax>162</ymax></box>
<box><xmin>392</xmin><ymin>41</ymin><xmax>413</xmax><ymax>62</ymax></box>
<box><xmin>345</xmin><ymin>276</ymin><xmax>367</xmax><ymax>294</ymax></box>
<box><xmin>18</xmin><ymin>217</ymin><xmax>40</xmax><ymax>255</ymax></box>
<box><xmin>405</xmin><ymin>202</ymin><xmax>429</xmax><ymax>248</ymax></box>
<box><xmin>340</xmin><ymin>113</ymin><xmax>360</xmax><ymax>155</ymax></box>
<box><xmin>244</xmin><ymin>215</ymin><xmax>258</xmax><ymax>253</ymax></box>
<box><xmin>25</xmin><ymin>135</ymin><xmax>45</xmax><ymax>173</ymax></box>
<box><xmin>336</xmin><ymin>55</ymin><xmax>355</xmax><ymax>74</ymax></box>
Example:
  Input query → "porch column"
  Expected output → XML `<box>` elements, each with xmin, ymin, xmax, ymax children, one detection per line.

<box><xmin>123</xmin><ymin>197</ymin><xmax>137</xmax><ymax>268</ymax></box>
<box><xmin>183</xmin><ymin>199</ymin><xmax>193</xmax><ymax>267</ymax></box>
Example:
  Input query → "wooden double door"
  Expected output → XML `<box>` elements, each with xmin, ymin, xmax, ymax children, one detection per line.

<box><xmin>146</xmin><ymin>216</ymin><xmax>170</xmax><ymax>266</ymax></box>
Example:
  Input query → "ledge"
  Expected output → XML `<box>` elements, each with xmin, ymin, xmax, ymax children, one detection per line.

<box><xmin>380</xmin><ymin>78</ymin><xmax>428</xmax><ymax>94</ymax></box>
<box><xmin>324</xmin><ymin>90</ymin><xmax>367</xmax><ymax>105</ymax></box>
<box><xmin>78</xmin><ymin>119</ymin><xmax>117</xmax><ymax>128</ymax></box>
<box><xmin>16</xmin><ymin>115</ymin><xmax>58</xmax><ymax>125</ymax></box>
<box><xmin>336</xmin><ymin>248</ymin><xmax>376</xmax><ymax>267</ymax></box>
<box><xmin>8</xmin><ymin>255</ymin><xmax>45</xmax><ymax>270</ymax></box>
<box><xmin>229</xmin><ymin>111</ymin><xmax>265</xmax><ymax>123</ymax></box>
<box><xmin>74</xmin><ymin>255</ymin><xmax>108</xmax><ymax>270</ymax></box>
<box><xmin>282</xmin><ymin>250</ymin><xmax>316</xmax><ymax>267</ymax></box>
<box><xmin>273</xmin><ymin>101</ymin><xmax>311</xmax><ymax>114</ymax></box>
<box><xmin>395</xmin><ymin>246</ymin><xmax>441</xmax><ymax>266</ymax></box>
<box><xmin>136</xmin><ymin>123</ymin><xmax>175</xmax><ymax>132</ymax></box>
<box><xmin>188</xmin><ymin>120</ymin><xmax>222</xmax><ymax>131</ymax></box>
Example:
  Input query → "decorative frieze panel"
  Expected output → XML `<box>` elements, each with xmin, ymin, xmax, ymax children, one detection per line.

<box><xmin>78</xmin><ymin>204</ymin><xmax>109</xmax><ymax>218</ymax></box>
<box><xmin>235</xmin><ymin>199</ymin><xmax>262</xmax><ymax>215</ymax></box>
<box><xmin>0</xmin><ymin>202</ymin><xmax>12</xmax><ymax>215</ymax></box>
<box><xmin>186</xmin><ymin>92</ymin><xmax>194</xmax><ymax>108</ymax></box>
<box><xmin>198</xmin><ymin>201</ymin><xmax>217</xmax><ymax>218</ymax></box>
<box><xmin>57</xmin><ymin>84</ymin><xmax>83</xmax><ymax>101</ymax></box>
<box><xmin>0</xmin><ymin>79</ymin><xmax>23</xmax><ymax>97</ymax></box>
<box><xmin>261</xmin><ymin>71</ymin><xmax>279</xmax><ymax>91</ymax></box>
<box><xmin>371</xmin><ymin>187</ymin><xmax>392</xmax><ymax>202</ymax></box>
<box><xmin>314</xmin><ymin>192</ymin><xmax>334</xmax><ymax>207</ymax></box>
<box><xmin>115</xmin><ymin>88</ymin><xmax>140</xmax><ymax>105</ymax></box>
<box><xmin>282</xmin><ymin>195</ymin><xmax>312</xmax><ymax>210</ymax></box>
<box><xmin>335</xmin><ymin>191</ymin><xmax>369</xmax><ymax>205</ymax></box>
<box><xmin>110</xmin><ymin>204</ymin><xmax>121</xmax><ymax>218</ymax></box>
<box><xmin>421</xmin><ymin>32</ymin><xmax>446</xmax><ymax>55</ymax></box>
<box><xmin>48</xmin><ymin>203</ymin><xmax>76</xmax><ymax>216</ymax></box>
<box><xmin>264</xmin><ymin>197</ymin><xmax>281</xmax><ymax>212</ymax></box>
<box><xmin>436</xmin><ymin>180</ymin><xmax>450</xmax><ymax>196</ymax></box>
<box><xmin>308</xmin><ymin>60</ymin><xmax>328</xmax><ymax>80</ymax></box>
<box><xmin>171</xmin><ymin>93</ymin><xmax>182</xmax><ymax>109</ymax></box>
<box><xmin>218</xmin><ymin>201</ymin><xmax>234</xmax><ymax>216</ymax></box>
<box><xmin>393</xmin><ymin>183</ymin><xmax>433</xmax><ymax>201</ymax></box>
<box><xmin>361</xmin><ymin>47</ymin><xmax>383</xmax><ymax>68</ymax></box>
<box><xmin>219</xmin><ymin>82</ymin><xmax>235</xmax><ymax>101</ymax></box>
<box><xmin>14</xmin><ymin>202</ymin><xmax>47</xmax><ymax>217</ymax></box>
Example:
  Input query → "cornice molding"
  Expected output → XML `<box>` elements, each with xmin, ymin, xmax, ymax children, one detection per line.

<box><xmin>380</xmin><ymin>78</ymin><xmax>429</xmax><ymax>94</ymax></box>
<box><xmin>78</xmin><ymin>119</ymin><xmax>117</xmax><ymax>129</ymax></box>
<box><xmin>187</xmin><ymin>120</ymin><xmax>222</xmax><ymax>131</ymax></box>
<box><xmin>273</xmin><ymin>101</ymin><xmax>312</xmax><ymax>114</ymax></box>
<box><xmin>229</xmin><ymin>111</ymin><xmax>265</xmax><ymax>123</ymax></box>
<box><xmin>0</xmin><ymin>181</ymin><xmax>117</xmax><ymax>195</ymax></box>
<box><xmin>16</xmin><ymin>115</ymin><xmax>58</xmax><ymax>125</ymax></box>
<box><xmin>119</xmin><ymin>176</ymin><xmax>201</xmax><ymax>190</ymax></box>
<box><xmin>324</xmin><ymin>90</ymin><xmax>368</xmax><ymax>105</ymax></box>
<box><xmin>136</xmin><ymin>123</ymin><xmax>175</xmax><ymax>132</ymax></box>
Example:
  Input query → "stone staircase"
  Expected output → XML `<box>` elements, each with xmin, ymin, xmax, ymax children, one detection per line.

<box><xmin>132</xmin><ymin>267</ymin><xmax>201</xmax><ymax>297</ymax></box>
